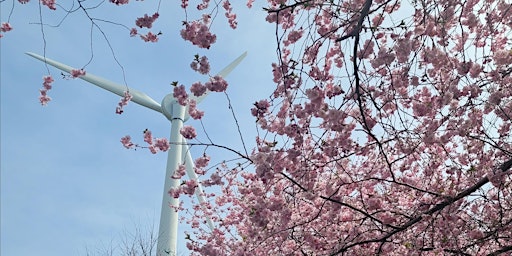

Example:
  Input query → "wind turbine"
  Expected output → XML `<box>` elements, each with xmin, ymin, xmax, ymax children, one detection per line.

<box><xmin>27</xmin><ymin>51</ymin><xmax>247</xmax><ymax>256</ymax></box>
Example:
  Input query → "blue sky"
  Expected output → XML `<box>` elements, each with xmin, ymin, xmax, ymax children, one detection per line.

<box><xmin>1</xmin><ymin>1</ymin><xmax>274</xmax><ymax>255</ymax></box>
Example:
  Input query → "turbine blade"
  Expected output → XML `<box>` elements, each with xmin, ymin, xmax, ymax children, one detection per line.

<box><xmin>216</xmin><ymin>51</ymin><xmax>248</xmax><ymax>78</ymax></box>
<box><xmin>192</xmin><ymin>51</ymin><xmax>247</xmax><ymax>105</ymax></box>
<box><xmin>26</xmin><ymin>52</ymin><xmax>162</xmax><ymax>113</ymax></box>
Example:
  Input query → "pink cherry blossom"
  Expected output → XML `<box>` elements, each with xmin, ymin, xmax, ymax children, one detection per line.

<box><xmin>172</xmin><ymin>165</ymin><xmax>187</xmax><ymax>179</ymax></box>
<box><xmin>181</xmin><ymin>0</ymin><xmax>188</xmax><ymax>8</ymax></box>
<box><xmin>129</xmin><ymin>28</ymin><xmax>137</xmax><ymax>37</ymax></box>
<box><xmin>180</xmin><ymin>125</ymin><xmax>196</xmax><ymax>139</ymax></box>
<box><xmin>168</xmin><ymin>188</ymin><xmax>181</xmax><ymax>198</ymax></box>
<box><xmin>135</xmin><ymin>13</ymin><xmax>159</xmax><ymax>29</ymax></box>
<box><xmin>143</xmin><ymin>129</ymin><xmax>153</xmax><ymax>144</ymax></box>
<box><xmin>39</xmin><ymin>90</ymin><xmax>51</xmax><ymax>105</ymax></box>
<box><xmin>222</xmin><ymin>0</ymin><xmax>237</xmax><ymax>29</ymax></box>
<box><xmin>39</xmin><ymin>76</ymin><xmax>54</xmax><ymax>105</ymax></box>
<box><xmin>181</xmin><ymin>179</ymin><xmax>198</xmax><ymax>196</ymax></box>
<box><xmin>140</xmin><ymin>32</ymin><xmax>158</xmax><ymax>42</ymax></box>
<box><xmin>70</xmin><ymin>69</ymin><xmax>86</xmax><ymax>78</ymax></box>
<box><xmin>154</xmin><ymin>138</ymin><xmax>169</xmax><ymax>152</ymax></box>
<box><xmin>251</xmin><ymin>99</ymin><xmax>270</xmax><ymax>119</ymax></box>
<box><xmin>187</xmin><ymin>99</ymin><xmax>204</xmax><ymax>120</ymax></box>
<box><xmin>120</xmin><ymin>135</ymin><xmax>134</xmax><ymax>149</ymax></box>
<box><xmin>194</xmin><ymin>155</ymin><xmax>210</xmax><ymax>168</ymax></box>
<box><xmin>41</xmin><ymin>0</ymin><xmax>56</xmax><ymax>10</ymax></box>
<box><xmin>1</xmin><ymin>23</ymin><xmax>13</xmax><ymax>32</ymax></box>
<box><xmin>205</xmin><ymin>75</ymin><xmax>228</xmax><ymax>92</ymax></box>
<box><xmin>190</xmin><ymin>55</ymin><xmax>210</xmax><ymax>74</ymax></box>
<box><xmin>115</xmin><ymin>91</ymin><xmax>132</xmax><ymax>114</ymax></box>
<box><xmin>110</xmin><ymin>0</ymin><xmax>129</xmax><ymax>5</ymax></box>
<box><xmin>180</xmin><ymin>17</ymin><xmax>217</xmax><ymax>49</ymax></box>
<box><xmin>173</xmin><ymin>84</ymin><xmax>188</xmax><ymax>106</ymax></box>
<box><xmin>190</xmin><ymin>82</ymin><xmax>207</xmax><ymax>97</ymax></box>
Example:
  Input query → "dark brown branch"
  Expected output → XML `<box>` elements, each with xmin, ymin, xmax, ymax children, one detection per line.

<box><xmin>487</xmin><ymin>245</ymin><xmax>512</xmax><ymax>256</ymax></box>
<box><xmin>336</xmin><ymin>0</ymin><xmax>373</xmax><ymax>42</ymax></box>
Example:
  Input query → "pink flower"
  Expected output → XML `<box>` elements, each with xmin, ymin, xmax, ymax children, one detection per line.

<box><xmin>195</xmin><ymin>155</ymin><xmax>210</xmax><ymax>168</ymax></box>
<box><xmin>110</xmin><ymin>0</ymin><xmax>129</xmax><ymax>5</ymax></box>
<box><xmin>366</xmin><ymin>197</ymin><xmax>382</xmax><ymax>211</ymax></box>
<box><xmin>194</xmin><ymin>167</ymin><xmax>205</xmax><ymax>175</ymax></box>
<box><xmin>188</xmin><ymin>99</ymin><xmax>204</xmax><ymax>120</ymax></box>
<box><xmin>173</xmin><ymin>84</ymin><xmax>188</xmax><ymax>106</ymax></box>
<box><xmin>180</xmin><ymin>125</ymin><xmax>197</xmax><ymax>139</ymax></box>
<box><xmin>143</xmin><ymin>129</ymin><xmax>153</xmax><ymax>144</ymax></box>
<box><xmin>196</xmin><ymin>0</ymin><xmax>209</xmax><ymax>10</ymax></box>
<box><xmin>468</xmin><ymin>230</ymin><xmax>483</xmax><ymax>239</ymax></box>
<box><xmin>190</xmin><ymin>82</ymin><xmax>207</xmax><ymax>97</ymax></box>
<box><xmin>190</xmin><ymin>55</ymin><xmax>210</xmax><ymax>74</ymax></box>
<box><xmin>135</xmin><ymin>13</ymin><xmax>159</xmax><ymax>29</ymax></box>
<box><xmin>172</xmin><ymin>165</ymin><xmax>187</xmax><ymax>179</ymax></box>
<box><xmin>154</xmin><ymin>138</ymin><xmax>169</xmax><ymax>152</ymax></box>
<box><xmin>148</xmin><ymin>145</ymin><xmax>157</xmax><ymax>154</ymax></box>
<box><xmin>251</xmin><ymin>99</ymin><xmax>270</xmax><ymax>118</ymax></box>
<box><xmin>71</xmin><ymin>69</ymin><xmax>86</xmax><ymax>78</ymax></box>
<box><xmin>284</xmin><ymin>29</ymin><xmax>303</xmax><ymax>46</ymax></box>
<box><xmin>1</xmin><ymin>23</ymin><xmax>13</xmax><ymax>32</ymax></box>
<box><xmin>205</xmin><ymin>75</ymin><xmax>228</xmax><ymax>92</ymax></box>
<box><xmin>140</xmin><ymin>32</ymin><xmax>159</xmax><ymax>42</ymax></box>
<box><xmin>115</xmin><ymin>91</ymin><xmax>132</xmax><ymax>114</ymax></box>
<box><xmin>39</xmin><ymin>91</ymin><xmax>52</xmax><ymax>106</ymax></box>
<box><xmin>129</xmin><ymin>28</ymin><xmax>137</xmax><ymax>37</ymax></box>
<box><xmin>168</xmin><ymin>188</ymin><xmax>181</xmax><ymax>198</ymax></box>
<box><xmin>41</xmin><ymin>0</ymin><xmax>56</xmax><ymax>10</ymax></box>
<box><xmin>202</xmin><ymin>173</ymin><xmax>223</xmax><ymax>186</ymax></box>
<box><xmin>120</xmin><ymin>135</ymin><xmax>134</xmax><ymax>149</ymax></box>
<box><xmin>39</xmin><ymin>76</ymin><xmax>54</xmax><ymax>105</ymax></box>
<box><xmin>181</xmin><ymin>179</ymin><xmax>198</xmax><ymax>195</ymax></box>
<box><xmin>43</xmin><ymin>75</ymin><xmax>54</xmax><ymax>89</ymax></box>
<box><xmin>180</xmin><ymin>19</ymin><xmax>217</xmax><ymax>49</ymax></box>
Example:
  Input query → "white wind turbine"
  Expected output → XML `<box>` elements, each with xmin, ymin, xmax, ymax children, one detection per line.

<box><xmin>27</xmin><ymin>51</ymin><xmax>247</xmax><ymax>256</ymax></box>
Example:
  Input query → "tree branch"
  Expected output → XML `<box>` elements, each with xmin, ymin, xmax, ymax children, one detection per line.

<box><xmin>336</xmin><ymin>0</ymin><xmax>372</xmax><ymax>42</ymax></box>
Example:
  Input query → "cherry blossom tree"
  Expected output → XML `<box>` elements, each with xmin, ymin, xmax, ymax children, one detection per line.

<box><xmin>2</xmin><ymin>0</ymin><xmax>511</xmax><ymax>255</ymax></box>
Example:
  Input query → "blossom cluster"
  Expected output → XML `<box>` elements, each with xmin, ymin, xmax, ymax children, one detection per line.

<box><xmin>180</xmin><ymin>125</ymin><xmax>197</xmax><ymax>139</ymax></box>
<box><xmin>109</xmin><ymin>0</ymin><xmax>129</xmax><ymax>5</ymax></box>
<box><xmin>120</xmin><ymin>135</ymin><xmax>135</xmax><ymax>149</ymax></box>
<box><xmin>129</xmin><ymin>13</ymin><xmax>160</xmax><ymax>42</ymax></box>
<box><xmin>135</xmin><ymin>13</ymin><xmax>159</xmax><ymax>29</ymax></box>
<box><xmin>187</xmin><ymin>99</ymin><xmax>204</xmax><ymax>120</ymax></box>
<box><xmin>39</xmin><ymin>76</ymin><xmax>54</xmax><ymax>105</ymax></box>
<box><xmin>169</xmin><ymin>179</ymin><xmax>198</xmax><ymax>198</ymax></box>
<box><xmin>41</xmin><ymin>0</ymin><xmax>56</xmax><ymax>10</ymax></box>
<box><xmin>173</xmin><ymin>84</ymin><xmax>188</xmax><ymax>106</ymax></box>
<box><xmin>70</xmin><ymin>69</ymin><xmax>86</xmax><ymax>78</ymax></box>
<box><xmin>141</xmin><ymin>129</ymin><xmax>170</xmax><ymax>154</ymax></box>
<box><xmin>205</xmin><ymin>75</ymin><xmax>228</xmax><ymax>92</ymax></box>
<box><xmin>0</xmin><ymin>22</ymin><xmax>12</xmax><ymax>38</ymax></box>
<box><xmin>115</xmin><ymin>91</ymin><xmax>132</xmax><ymax>114</ymax></box>
<box><xmin>180</xmin><ymin>16</ymin><xmax>216</xmax><ymax>49</ymax></box>
<box><xmin>190</xmin><ymin>55</ymin><xmax>210</xmax><ymax>75</ymax></box>
<box><xmin>222</xmin><ymin>0</ymin><xmax>237</xmax><ymax>29</ymax></box>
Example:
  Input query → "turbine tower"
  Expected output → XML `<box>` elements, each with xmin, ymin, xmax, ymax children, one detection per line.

<box><xmin>27</xmin><ymin>51</ymin><xmax>247</xmax><ymax>256</ymax></box>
